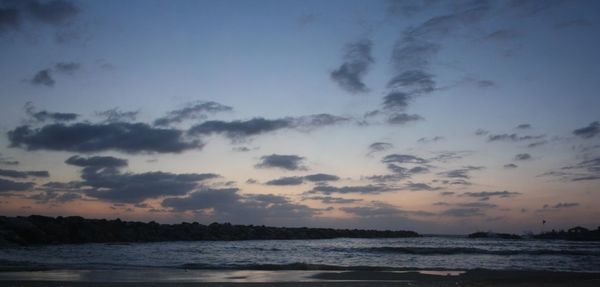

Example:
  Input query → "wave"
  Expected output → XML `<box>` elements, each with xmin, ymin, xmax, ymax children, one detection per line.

<box><xmin>360</xmin><ymin>247</ymin><xmax>600</xmax><ymax>256</ymax></box>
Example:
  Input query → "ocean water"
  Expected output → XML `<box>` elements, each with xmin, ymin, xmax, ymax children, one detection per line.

<box><xmin>1</xmin><ymin>236</ymin><xmax>599</xmax><ymax>272</ymax></box>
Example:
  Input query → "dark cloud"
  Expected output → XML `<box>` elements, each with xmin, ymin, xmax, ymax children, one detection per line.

<box><xmin>528</xmin><ymin>140</ymin><xmax>547</xmax><ymax>148</ymax></box>
<box><xmin>0</xmin><ymin>178</ymin><xmax>34</xmax><ymax>192</ymax></box>
<box><xmin>54</xmin><ymin>62</ymin><xmax>80</xmax><ymax>74</ymax></box>
<box><xmin>382</xmin><ymin>154</ymin><xmax>428</xmax><ymax>164</ymax></box>
<box><xmin>303</xmin><ymin>196</ymin><xmax>362</xmax><ymax>204</ymax></box>
<box><xmin>440</xmin><ymin>191</ymin><xmax>455</xmax><ymax>196</ymax></box>
<box><xmin>8</xmin><ymin>122</ymin><xmax>201</xmax><ymax>153</ymax></box>
<box><xmin>516</xmin><ymin>123</ymin><xmax>532</xmax><ymax>130</ymax></box>
<box><xmin>154</xmin><ymin>101</ymin><xmax>233</xmax><ymax>127</ymax></box>
<box><xmin>304</xmin><ymin>173</ymin><xmax>340</xmax><ymax>182</ymax></box>
<box><xmin>30</xmin><ymin>69</ymin><xmax>54</xmax><ymax>86</ymax></box>
<box><xmin>457</xmin><ymin>202</ymin><xmax>498</xmax><ymax>209</ymax></box>
<box><xmin>504</xmin><ymin>163</ymin><xmax>518</xmax><ymax>169</ymax></box>
<box><xmin>27</xmin><ymin>191</ymin><xmax>81</xmax><ymax>203</ymax></box>
<box><xmin>69</xmin><ymin>159</ymin><xmax>218</xmax><ymax>203</ymax></box>
<box><xmin>368</xmin><ymin>142</ymin><xmax>393</xmax><ymax>155</ymax></box>
<box><xmin>232</xmin><ymin>146</ymin><xmax>251</xmax><ymax>152</ymax></box>
<box><xmin>391</xmin><ymin>39</ymin><xmax>441</xmax><ymax>71</ymax></box>
<box><xmin>559</xmin><ymin>157</ymin><xmax>600</xmax><ymax>182</ymax></box>
<box><xmin>514</xmin><ymin>153</ymin><xmax>532</xmax><ymax>161</ymax></box>
<box><xmin>96</xmin><ymin>108</ymin><xmax>139</xmax><ymax>123</ymax></box>
<box><xmin>330</xmin><ymin>39</ymin><xmax>373</xmax><ymax>94</ymax></box>
<box><xmin>265</xmin><ymin>176</ymin><xmax>304</xmax><ymax>186</ymax></box>
<box><xmin>187</xmin><ymin>114</ymin><xmax>348</xmax><ymax>140</ymax></box>
<box><xmin>573</xmin><ymin>121</ymin><xmax>599</xmax><ymax>139</ymax></box>
<box><xmin>255</xmin><ymin>154</ymin><xmax>306</xmax><ymax>171</ymax></box>
<box><xmin>307</xmin><ymin>184</ymin><xmax>395</xmax><ymax>195</ymax></box>
<box><xmin>0</xmin><ymin>6</ymin><xmax>19</xmax><ymax>32</ymax></box>
<box><xmin>404</xmin><ymin>182</ymin><xmax>440</xmax><ymax>191</ymax></box>
<box><xmin>382</xmin><ymin>92</ymin><xmax>412</xmax><ymax>111</ymax></box>
<box><xmin>0</xmin><ymin>168</ymin><xmax>49</xmax><ymax>178</ymax></box>
<box><xmin>462</xmin><ymin>190</ymin><xmax>520</xmax><ymax>201</ymax></box>
<box><xmin>24</xmin><ymin>102</ymin><xmax>78</xmax><ymax>122</ymax></box>
<box><xmin>429</xmin><ymin>151</ymin><xmax>472</xmax><ymax>162</ymax></box>
<box><xmin>387</xmin><ymin>70</ymin><xmax>435</xmax><ymax>94</ymax></box>
<box><xmin>65</xmin><ymin>155</ymin><xmax>128</xmax><ymax>168</ymax></box>
<box><xmin>387</xmin><ymin>113</ymin><xmax>423</xmax><ymax>125</ymax></box>
<box><xmin>0</xmin><ymin>0</ymin><xmax>79</xmax><ymax>33</ymax></box>
<box><xmin>162</xmin><ymin>188</ymin><xmax>318</xmax><ymax>224</ymax></box>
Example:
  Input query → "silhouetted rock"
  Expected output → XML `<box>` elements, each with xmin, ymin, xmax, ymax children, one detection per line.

<box><xmin>0</xmin><ymin>215</ymin><xmax>420</xmax><ymax>246</ymax></box>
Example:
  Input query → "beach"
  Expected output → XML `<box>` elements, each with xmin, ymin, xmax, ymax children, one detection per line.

<box><xmin>1</xmin><ymin>269</ymin><xmax>600</xmax><ymax>287</ymax></box>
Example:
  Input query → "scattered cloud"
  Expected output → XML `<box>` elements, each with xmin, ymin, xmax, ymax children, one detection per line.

<box><xmin>303</xmin><ymin>196</ymin><xmax>362</xmax><ymax>204</ymax></box>
<box><xmin>462</xmin><ymin>190</ymin><xmax>520</xmax><ymax>201</ymax></box>
<box><xmin>0</xmin><ymin>178</ymin><xmax>34</xmax><ymax>192</ymax></box>
<box><xmin>516</xmin><ymin>123</ymin><xmax>532</xmax><ymax>130</ymax></box>
<box><xmin>307</xmin><ymin>184</ymin><xmax>396</xmax><ymax>195</ymax></box>
<box><xmin>96</xmin><ymin>108</ymin><xmax>139</xmax><ymax>123</ymax></box>
<box><xmin>255</xmin><ymin>154</ymin><xmax>306</xmax><ymax>171</ymax></box>
<box><xmin>8</xmin><ymin>122</ymin><xmax>201</xmax><ymax>153</ymax></box>
<box><xmin>417</xmin><ymin>136</ymin><xmax>444</xmax><ymax>143</ymax></box>
<box><xmin>382</xmin><ymin>154</ymin><xmax>428</xmax><ymax>164</ymax></box>
<box><xmin>30</xmin><ymin>69</ymin><xmax>55</xmax><ymax>86</ymax></box>
<box><xmin>514</xmin><ymin>153</ymin><xmax>532</xmax><ymax>161</ymax></box>
<box><xmin>330</xmin><ymin>39</ymin><xmax>373</xmax><ymax>94</ymax></box>
<box><xmin>154</xmin><ymin>101</ymin><xmax>233</xmax><ymax>127</ymax></box>
<box><xmin>0</xmin><ymin>168</ymin><xmax>49</xmax><ymax>178</ymax></box>
<box><xmin>504</xmin><ymin>163</ymin><xmax>518</xmax><ymax>169</ymax></box>
<box><xmin>25</xmin><ymin>103</ymin><xmax>79</xmax><ymax>123</ymax></box>
<box><xmin>573</xmin><ymin>121</ymin><xmax>599</xmax><ymax>139</ymax></box>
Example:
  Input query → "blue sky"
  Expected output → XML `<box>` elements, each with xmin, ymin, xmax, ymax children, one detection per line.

<box><xmin>0</xmin><ymin>0</ymin><xmax>599</xmax><ymax>234</ymax></box>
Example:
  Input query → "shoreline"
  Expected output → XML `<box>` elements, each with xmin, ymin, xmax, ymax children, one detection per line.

<box><xmin>0</xmin><ymin>268</ymin><xmax>599</xmax><ymax>286</ymax></box>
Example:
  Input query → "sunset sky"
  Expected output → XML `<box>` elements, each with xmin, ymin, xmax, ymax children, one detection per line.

<box><xmin>1</xmin><ymin>0</ymin><xmax>599</xmax><ymax>234</ymax></box>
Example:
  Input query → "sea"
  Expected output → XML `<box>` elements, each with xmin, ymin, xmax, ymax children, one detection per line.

<box><xmin>1</xmin><ymin>235</ymin><xmax>599</xmax><ymax>274</ymax></box>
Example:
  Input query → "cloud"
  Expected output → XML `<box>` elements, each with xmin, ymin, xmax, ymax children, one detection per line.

<box><xmin>573</xmin><ymin>121</ymin><xmax>599</xmax><ymax>139</ymax></box>
<box><xmin>404</xmin><ymin>182</ymin><xmax>440</xmax><ymax>191</ymax></box>
<box><xmin>154</xmin><ymin>101</ymin><xmax>233</xmax><ymax>127</ymax></box>
<box><xmin>551</xmin><ymin>202</ymin><xmax>580</xmax><ymax>209</ymax></box>
<box><xmin>65</xmin><ymin>155</ymin><xmax>128</xmax><ymax>168</ymax></box>
<box><xmin>8</xmin><ymin>122</ymin><xmax>201</xmax><ymax>153</ymax></box>
<box><xmin>54</xmin><ymin>62</ymin><xmax>80</xmax><ymax>74</ymax></box>
<box><xmin>265</xmin><ymin>173</ymin><xmax>340</xmax><ymax>186</ymax></box>
<box><xmin>255</xmin><ymin>154</ymin><xmax>306</xmax><ymax>171</ymax></box>
<box><xmin>330</xmin><ymin>39</ymin><xmax>373</xmax><ymax>93</ymax></box>
<box><xmin>462</xmin><ymin>190</ymin><xmax>520</xmax><ymax>201</ymax></box>
<box><xmin>475</xmin><ymin>129</ymin><xmax>489</xmax><ymax>136</ymax></box>
<box><xmin>367</xmin><ymin>142</ymin><xmax>393</xmax><ymax>155</ymax></box>
<box><xmin>265</xmin><ymin>176</ymin><xmax>304</xmax><ymax>186</ymax></box>
<box><xmin>0</xmin><ymin>0</ymin><xmax>79</xmax><ymax>34</ymax></box>
<box><xmin>417</xmin><ymin>136</ymin><xmax>444</xmax><ymax>143</ymax></box>
<box><xmin>514</xmin><ymin>153</ymin><xmax>532</xmax><ymax>161</ymax></box>
<box><xmin>307</xmin><ymin>184</ymin><xmax>396</xmax><ymax>195</ymax></box>
<box><xmin>457</xmin><ymin>202</ymin><xmax>498</xmax><ymax>209</ymax></box>
<box><xmin>504</xmin><ymin>163</ymin><xmax>518</xmax><ymax>169</ymax></box>
<box><xmin>0</xmin><ymin>178</ymin><xmax>34</xmax><ymax>192</ymax></box>
<box><xmin>516</xmin><ymin>123</ymin><xmax>532</xmax><ymax>129</ymax></box>
<box><xmin>64</xmin><ymin>156</ymin><xmax>218</xmax><ymax>203</ymax></box>
<box><xmin>187</xmin><ymin>114</ymin><xmax>349</xmax><ymax>140</ymax></box>
<box><xmin>391</xmin><ymin>40</ymin><xmax>441</xmax><ymax>71</ymax></box>
<box><xmin>487</xmin><ymin>133</ymin><xmax>545</xmax><ymax>142</ymax></box>
<box><xmin>554</xmin><ymin>19</ymin><xmax>592</xmax><ymax>29</ymax></box>
<box><xmin>429</xmin><ymin>151</ymin><xmax>472</xmax><ymax>162</ymax></box>
<box><xmin>386</xmin><ymin>113</ymin><xmax>423</xmax><ymax>125</ymax></box>
<box><xmin>30</xmin><ymin>69</ymin><xmax>54</xmax><ymax>86</ymax></box>
<box><xmin>303</xmin><ymin>196</ymin><xmax>362</xmax><ymax>204</ymax></box>
<box><xmin>387</xmin><ymin>70</ymin><xmax>435</xmax><ymax>94</ymax></box>
<box><xmin>382</xmin><ymin>154</ymin><xmax>428</xmax><ymax>164</ymax></box>
<box><xmin>162</xmin><ymin>188</ymin><xmax>318</xmax><ymax>224</ymax></box>
<box><xmin>23</xmin><ymin>102</ymin><xmax>79</xmax><ymax>124</ymax></box>
<box><xmin>0</xmin><ymin>168</ymin><xmax>49</xmax><ymax>178</ymax></box>
<box><xmin>96</xmin><ymin>108</ymin><xmax>139</xmax><ymax>123</ymax></box>
<box><xmin>558</xmin><ymin>157</ymin><xmax>600</xmax><ymax>182</ymax></box>
<box><xmin>27</xmin><ymin>191</ymin><xmax>81</xmax><ymax>203</ymax></box>
<box><xmin>382</xmin><ymin>91</ymin><xmax>412</xmax><ymax>111</ymax></box>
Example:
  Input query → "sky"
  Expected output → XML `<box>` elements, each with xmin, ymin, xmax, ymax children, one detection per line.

<box><xmin>0</xmin><ymin>0</ymin><xmax>599</xmax><ymax>234</ymax></box>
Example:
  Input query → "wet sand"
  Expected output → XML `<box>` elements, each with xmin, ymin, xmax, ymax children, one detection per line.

<box><xmin>0</xmin><ymin>269</ymin><xmax>598</xmax><ymax>287</ymax></box>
